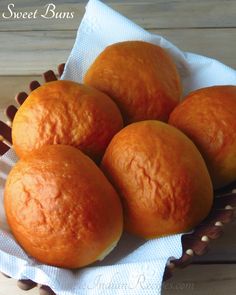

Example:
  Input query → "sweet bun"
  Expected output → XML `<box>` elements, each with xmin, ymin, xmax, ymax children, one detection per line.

<box><xmin>4</xmin><ymin>145</ymin><xmax>123</xmax><ymax>268</ymax></box>
<box><xmin>169</xmin><ymin>85</ymin><xmax>236</xmax><ymax>189</ymax></box>
<box><xmin>12</xmin><ymin>80</ymin><xmax>123</xmax><ymax>161</ymax></box>
<box><xmin>84</xmin><ymin>41</ymin><xmax>182</xmax><ymax>124</ymax></box>
<box><xmin>101</xmin><ymin>121</ymin><xmax>213</xmax><ymax>238</ymax></box>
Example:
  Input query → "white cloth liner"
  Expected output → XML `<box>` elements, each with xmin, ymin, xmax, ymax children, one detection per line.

<box><xmin>0</xmin><ymin>0</ymin><xmax>236</xmax><ymax>294</ymax></box>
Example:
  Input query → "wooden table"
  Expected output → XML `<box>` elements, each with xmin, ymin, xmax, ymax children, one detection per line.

<box><xmin>0</xmin><ymin>0</ymin><xmax>236</xmax><ymax>294</ymax></box>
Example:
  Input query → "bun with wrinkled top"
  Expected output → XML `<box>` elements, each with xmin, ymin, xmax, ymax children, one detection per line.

<box><xmin>169</xmin><ymin>85</ymin><xmax>236</xmax><ymax>189</ymax></box>
<box><xmin>4</xmin><ymin>145</ymin><xmax>123</xmax><ymax>268</ymax></box>
<box><xmin>84</xmin><ymin>41</ymin><xmax>182</xmax><ymax>124</ymax></box>
<box><xmin>12</xmin><ymin>80</ymin><xmax>123</xmax><ymax>162</ymax></box>
<box><xmin>101</xmin><ymin>120</ymin><xmax>213</xmax><ymax>238</ymax></box>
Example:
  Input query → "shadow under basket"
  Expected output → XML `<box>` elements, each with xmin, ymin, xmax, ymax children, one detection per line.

<box><xmin>0</xmin><ymin>64</ymin><xmax>236</xmax><ymax>295</ymax></box>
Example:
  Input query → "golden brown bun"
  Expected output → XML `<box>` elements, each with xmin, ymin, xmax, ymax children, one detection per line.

<box><xmin>169</xmin><ymin>85</ymin><xmax>236</xmax><ymax>189</ymax></box>
<box><xmin>12</xmin><ymin>80</ymin><xmax>123</xmax><ymax>161</ymax></box>
<box><xmin>4</xmin><ymin>145</ymin><xmax>123</xmax><ymax>268</ymax></box>
<box><xmin>101</xmin><ymin>121</ymin><xmax>213</xmax><ymax>239</ymax></box>
<box><xmin>84</xmin><ymin>41</ymin><xmax>182</xmax><ymax>124</ymax></box>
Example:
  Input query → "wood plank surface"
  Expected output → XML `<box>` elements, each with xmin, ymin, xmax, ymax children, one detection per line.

<box><xmin>162</xmin><ymin>264</ymin><xmax>236</xmax><ymax>295</ymax></box>
<box><xmin>0</xmin><ymin>28</ymin><xmax>236</xmax><ymax>76</ymax></box>
<box><xmin>0</xmin><ymin>0</ymin><xmax>236</xmax><ymax>30</ymax></box>
<box><xmin>0</xmin><ymin>276</ymin><xmax>38</xmax><ymax>295</ymax></box>
<box><xmin>0</xmin><ymin>31</ymin><xmax>75</xmax><ymax>75</ymax></box>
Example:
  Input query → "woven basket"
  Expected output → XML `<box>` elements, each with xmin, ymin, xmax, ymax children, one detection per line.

<box><xmin>0</xmin><ymin>64</ymin><xmax>235</xmax><ymax>295</ymax></box>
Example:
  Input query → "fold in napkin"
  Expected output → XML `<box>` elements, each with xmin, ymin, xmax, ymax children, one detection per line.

<box><xmin>0</xmin><ymin>0</ymin><xmax>236</xmax><ymax>294</ymax></box>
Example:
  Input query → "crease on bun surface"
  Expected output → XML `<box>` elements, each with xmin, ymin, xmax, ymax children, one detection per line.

<box><xmin>169</xmin><ymin>85</ymin><xmax>236</xmax><ymax>189</ymax></box>
<box><xmin>4</xmin><ymin>145</ymin><xmax>123</xmax><ymax>268</ymax></box>
<box><xmin>101</xmin><ymin>120</ymin><xmax>213</xmax><ymax>239</ymax></box>
<box><xmin>84</xmin><ymin>41</ymin><xmax>182</xmax><ymax>124</ymax></box>
<box><xmin>12</xmin><ymin>80</ymin><xmax>123</xmax><ymax>162</ymax></box>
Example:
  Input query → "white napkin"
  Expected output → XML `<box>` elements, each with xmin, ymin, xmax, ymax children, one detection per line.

<box><xmin>0</xmin><ymin>0</ymin><xmax>236</xmax><ymax>294</ymax></box>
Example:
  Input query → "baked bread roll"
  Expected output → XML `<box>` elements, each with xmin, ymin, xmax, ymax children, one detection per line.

<box><xmin>169</xmin><ymin>85</ymin><xmax>236</xmax><ymax>189</ymax></box>
<box><xmin>101</xmin><ymin>121</ymin><xmax>213</xmax><ymax>238</ymax></box>
<box><xmin>12</xmin><ymin>80</ymin><xmax>123</xmax><ymax>161</ymax></box>
<box><xmin>84</xmin><ymin>41</ymin><xmax>182</xmax><ymax>124</ymax></box>
<box><xmin>4</xmin><ymin>145</ymin><xmax>123</xmax><ymax>268</ymax></box>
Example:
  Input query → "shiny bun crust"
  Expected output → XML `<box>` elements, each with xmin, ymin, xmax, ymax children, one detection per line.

<box><xmin>4</xmin><ymin>145</ymin><xmax>123</xmax><ymax>268</ymax></box>
<box><xmin>101</xmin><ymin>121</ymin><xmax>213</xmax><ymax>238</ymax></box>
<box><xmin>84</xmin><ymin>41</ymin><xmax>182</xmax><ymax>124</ymax></box>
<box><xmin>169</xmin><ymin>85</ymin><xmax>236</xmax><ymax>189</ymax></box>
<box><xmin>12</xmin><ymin>80</ymin><xmax>123</xmax><ymax>161</ymax></box>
